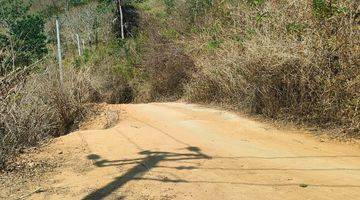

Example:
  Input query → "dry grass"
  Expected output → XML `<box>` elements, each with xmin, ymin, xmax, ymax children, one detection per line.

<box><xmin>140</xmin><ymin>44</ymin><xmax>196</xmax><ymax>101</ymax></box>
<box><xmin>0</xmin><ymin>50</ymin><xmax>133</xmax><ymax>168</ymax></box>
<box><xmin>131</xmin><ymin>11</ymin><xmax>196</xmax><ymax>102</ymax></box>
<box><xmin>180</xmin><ymin>0</ymin><xmax>359</xmax><ymax>137</ymax></box>
<box><xmin>0</xmin><ymin>65</ymin><xmax>80</xmax><ymax>168</ymax></box>
<box><xmin>0</xmin><ymin>1</ymin><xmax>131</xmax><ymax>170</ymax></box>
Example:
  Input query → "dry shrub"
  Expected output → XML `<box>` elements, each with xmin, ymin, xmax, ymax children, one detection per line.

<box><xmin>80</xmin><ymin>43</ymin><xmax>136</xmax><ymax>104</ymax></box>
<box><xmin>183</xmin><ymin>0</ymin><xmax>359</xmax><ymax>136</ymax></box>
<box><xmin>44</xmin><ymin>1</ymin><xmax>114</xmax><ymax>47</ymax></box>
<box><xmin>185</xmin><ymin>66</ymin><xmax>249</xmax><ymax>108</ymax></box>
<box><xmin>134</xmin><ymin>11</ymin><xmax>196</xmax><ymax>101</ymax></box>
<box><xmin>0</xmin><ymin>48</ymin><xmax>136</xmax><ymax>168</ymax></box>
<box><xmin>89</xmin><ymin>67</ymin><xmax>134</xmax><ymax>104</ymax></box>
<box><xmin>143</xmin><ymin>46</ymin><xmax>195</xmax><ymax>101</ymax></box>
<box><xmin>0</xmin><ymin>1</ymin><xmax>134</xmax><ymax>169</ymax></box>
<box><xmin>0</xmin><ymin>64</ymin><xmax>96</xmax><ymax>168</ymax></box>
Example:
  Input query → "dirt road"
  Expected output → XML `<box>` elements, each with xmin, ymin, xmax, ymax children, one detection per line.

<box><xmin>2</xmin><ymin>103</ymin><xmax>360</xmax><ymax>200</ymax></box>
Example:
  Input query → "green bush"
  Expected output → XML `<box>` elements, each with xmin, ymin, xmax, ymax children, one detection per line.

<box><xmin>0</xmin><ymin>0</ymin><xmax>29</xmax><ymax>23</ymax></box>
<box><xmin>247</xmin><ymin>0</ymin><xmax>265</xmax><ymax>6</ymax></box>
<box><xmin>70</xmin><ymin>0</ymin><xmax>89</xmax><ymax>7</ymax></box>
<box><xmin>0</xmin><ymin>0</ymin><xmax>47</xmax><ymax>74</ymax></box>
<box><xmin>286</xmin><ymin>22</ymin><xmax>308</xmax><ymax>33</ymax></box>
<box><xmin>41</xmin><ymin>4</ymin><xmax>62</xmax><ymax>18</ymax></box>
<box><xmin>164</xmin><ymin>0</ymin><xmax>175</xmax><ymax>13</ymax></box>
<box><xmin>11</xmin><ymin>14</ymin><xmax>48</xmax><ymax>66</ymax></box>
<box><xmin>186</xmin><ymin>0</ymin><xmax>213</xmax><ymax>23</ymax></box>
<box><xmin>206</xmin><ymin>39</ymin><xmax>221</xmax><ymax>51</ymax></box>
<box><xmin>312</xmin><ymin>0</ymin><xmax>348</xmax><ymax>18</ymax></box>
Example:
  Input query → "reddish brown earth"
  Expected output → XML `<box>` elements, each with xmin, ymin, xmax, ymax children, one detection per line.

<box><xmin>1</xmin><ymin>103</ymin><xmax>360</xmax><ymax>200</ymax></box>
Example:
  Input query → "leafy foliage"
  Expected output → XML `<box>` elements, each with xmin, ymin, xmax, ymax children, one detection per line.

<box><xmin>163</xmin><ymin>0</ymin><xmax>175</xmax><ymax>13</ymax></box>
<box><xmin>70</xmin><ymin>0</ymin><xmax>89</xmax><ymax>7</ymax></box>
<box><xmin>186</xmin><ymin>0</ymin><xmax>213</xmax><ymax>23</ymax></box>
<box><xmin>0</xmin><ymin>0</ymin><xmax>30</xmax><ymax>23</ymax></box>
<box><xmin>247</xmin><ymin>0</ymin><xmax>265</xmax><ymax>6</ymax></box>
<box><xmin>11</xmin><ymin>14</ymin><xmax>48</xmax><ymax>65</ymax></box>
<box><xmin>312</xmin><ymin>0</ymin><xmax>348</xmax><ymax>18</ymax></box>
<box><xmin>0</xmin><ymin>0</ymin><xmax>47</xmax><ymax>75</ymax></box>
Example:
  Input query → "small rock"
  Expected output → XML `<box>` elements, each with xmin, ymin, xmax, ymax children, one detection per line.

<box><xmin>58</xmin><ymin>151</ymin><xmax>63</xmax><ymax>155</ymax></box>
<box><xmin>28</xmin><ymin>162</ymin><xmax>35</xmax><ymax>168</ymax></box>
<box><xmin>35</xmin><ymin>187</ymin><xmax>46</xmax><ymax>193</ymax></box>
<box><xmin>299</xmin><ymin>183</ymin><xmax>308</xmax><ymax>188</ymax></box>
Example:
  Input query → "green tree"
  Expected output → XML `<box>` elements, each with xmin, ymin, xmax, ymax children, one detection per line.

<box><xmin>11</xmin><ymin>14</ymin><xmax>48</xmax><ymax>65</ymax></box>
<box><xmin>0</xmin><ymin>0</ymin><xmax>29</xmax><ymax>23</ymax></box>
<box><xmin>0</xmin><ymin>0</ymin><xmax>47</xmax><ymax>75</ymax></box>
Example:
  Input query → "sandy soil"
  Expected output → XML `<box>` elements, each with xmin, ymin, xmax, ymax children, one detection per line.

<box><xmin>1</xmin><ymin>103</ymin><xmax>360</xmax><ymax>200</ymax></box>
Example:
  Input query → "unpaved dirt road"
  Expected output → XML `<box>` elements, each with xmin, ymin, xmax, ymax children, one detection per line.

<box><xmin>2</xmin><ymin>103</ymin><xmax>360</xmax><ymax>200</ymax></box>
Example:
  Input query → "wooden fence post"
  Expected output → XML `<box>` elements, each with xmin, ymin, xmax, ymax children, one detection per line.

<box><xmin>76</xmin><ymin>33</ymin><xmax>82</xmax><ymax>56</ymax></box>
<box><xmin>56</xmin><ymin>19</ymin><xmax>64</xmax><ymax>86</ymax></box>
<box><xmin>117</xmin><ymin>0</ymin><xmax>125</xmax><ymax>39</ymax></box>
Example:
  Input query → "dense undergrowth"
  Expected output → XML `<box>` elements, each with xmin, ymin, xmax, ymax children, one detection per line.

<box><xmin>135</xmin><ymin>0</ymin><xmax>359</xmax><ymax>137</ymax></box>
<box><xmin>0</xmin><ymin>0</ymin><xmax>359</xmax><ymax>169</ymax></box>
<box><xmin>0</xmin><ymin>0</ymin><xmax>134</xmax><ymax>169</ymax></box>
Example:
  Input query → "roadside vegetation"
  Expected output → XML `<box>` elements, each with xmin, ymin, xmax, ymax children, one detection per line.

<box><xmin>133</xmin><ymin>0</ymin><xmax>359</xmax><ymax>137</ymax></box>
<box><xmin>0</xmin><ymin>0</ymin><xmax>131</xmax><ymax>169</ymax></box>
<box><xmin>0</xmin><ymin>0</ymin><xmax>359</xmax><ymax>169</ymax></box>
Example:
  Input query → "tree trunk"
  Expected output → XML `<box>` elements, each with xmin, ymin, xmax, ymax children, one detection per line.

<box><xmin>117</xmin><ymin>0</ymin><xmax>125</xmax><ymax>39</ymax></box>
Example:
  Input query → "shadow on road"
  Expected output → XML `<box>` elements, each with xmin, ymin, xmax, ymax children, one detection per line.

<box><xmin>83</xmin><ymin>146</ymin><xmax>360</xmax><ymax>200</ymax></box>
<box><xmin>83</xmin><ymin>146</ymin><xmax>211</xmax><ymax>200</ymax></box>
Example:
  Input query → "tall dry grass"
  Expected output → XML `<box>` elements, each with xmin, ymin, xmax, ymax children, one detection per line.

<box><xmin>0</xmin><ymin>52</ymin><xmax>133</xmax><ymax>169</ymax></box>
<box><xmin>0</xmin><ymin>0</ymin><xmax>135</xmax><ymax>169</ymax></box>
<box><xmin>130</xmin><ymin>10</ymin><xmax>196</xmax><ymax>102</ymax></box>
<box><xmin>181</xmin><ymin>0</ymin><xmax>359</xmax><ymax>136</ymax></box>
<box><xmin>0</xmin><ymin>61</ymin><xmax>96</xmax><ymax>167</ymax></box>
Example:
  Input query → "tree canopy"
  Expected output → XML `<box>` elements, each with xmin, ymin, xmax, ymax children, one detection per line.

<box><xmin>0</xmin><ymin>0</ymin><xmax>47</xmax><ymax>75</ymax></box>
